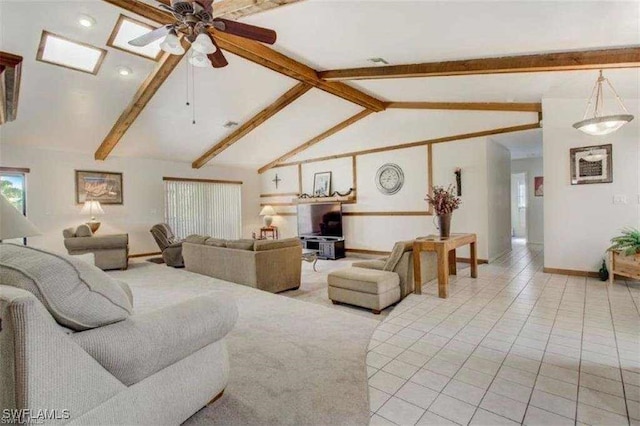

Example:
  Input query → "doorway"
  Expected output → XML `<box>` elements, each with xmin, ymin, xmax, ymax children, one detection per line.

<box><xmin>511</xmin><ymin>172</ymin><xmax>527</xmax><ymax>241</ymax></box>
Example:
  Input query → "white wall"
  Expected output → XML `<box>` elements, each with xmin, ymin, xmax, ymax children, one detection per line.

<box><xmin>486</xmin><ymin>140</ymin><xmax>512</xmax><ymax>260</ymax></box>
<box><xmin>261</xmin><ymin>138</ymin><xmax>508</xmax><ymax>260</ymax></box>
<box><xmin>511</xmin><ymin>157</ymin><xmax>544</xmax><ymax>244</ymax></box>
<box><xmin>543</xmin><ymin>98</ymin><xmax>640</xmax><ymax>272</ymax></box>
<box><xmin>0</xmin><ymin>144</ymin><xmax>261</xmax><ymax>255</ymax></box>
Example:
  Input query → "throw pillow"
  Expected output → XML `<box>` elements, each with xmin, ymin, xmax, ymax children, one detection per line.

<box><xmin>184</xmin><ymin>235</ymin><xmax>208</xmax><ymax>245</ymax></box>
<box><xmin>75</xmin><ymin>224</ymin><xmax>93</xmax><ymax>237</ymax></box>
<box><xmin>0</xmin><ymin>244</ymin><xmax>133</xmax><ymax>331</ymax></box>
<box><xmin>226</xmin><ymin>239</ymin><xmax>255</xmax><ymax>250</ymax></box>
<box><xmin>204</xmin><ymin>238</ymin><xmax>227</xmax><ymax>247</ymax></box>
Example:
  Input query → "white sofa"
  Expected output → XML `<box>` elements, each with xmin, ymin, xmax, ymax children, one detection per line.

<box><xmin>0</xmin><ymin>243</ymin><xmax>237</xmax><ymax>425</ymax></box>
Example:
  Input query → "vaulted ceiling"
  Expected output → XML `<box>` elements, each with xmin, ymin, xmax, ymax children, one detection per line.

<box><xmin>1</xmin><ymin>0</ymin><xmax>639</xmax><ymax>169</ymax></box>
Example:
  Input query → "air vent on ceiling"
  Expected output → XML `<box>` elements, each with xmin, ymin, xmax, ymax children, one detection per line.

<box><xmin>367</xmin><ymin>57</ymin><xmax>389</xmax><ymax>65</ymax></box>
<box><xmin>223</xmin><ymin>121</ymin><xmax>239</xmax><ymax>128</ymax></box>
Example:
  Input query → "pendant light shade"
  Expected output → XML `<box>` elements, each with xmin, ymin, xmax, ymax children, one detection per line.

<box><xmin>189</xmin><ymin>50</ymin><xmax>211</xmax><ymax>68</ymax></box>
<box><xmin>573</xmin><ymin>70</ymin><xmax>634</xmax><ymax>136</ymax></box>
<box><xmin>191</xmin><ymin>33</ymin><xmax>216</xmax><ymax>55</ymax></box>
<box><xmin>160</xmin><ymin>30</ymin><xmax>185</xmax><ymax>55</ymax></box>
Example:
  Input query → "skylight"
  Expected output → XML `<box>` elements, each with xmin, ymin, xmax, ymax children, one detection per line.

<box><xmin>107</xmin><ymin>15</ymin><xmax>163</xmax><ymax>61</ymax></box>
<box><xmin>36</xmin><ymin>31</ymin><xmax>107</xmax><ymax>75</ymax></box>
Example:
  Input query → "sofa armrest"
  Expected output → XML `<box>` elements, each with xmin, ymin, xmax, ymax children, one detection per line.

<box><xmin>64</xmin><ymin>234</ymin><xmax>129</xmax><ymax>251</ymax></box>
<box><xmin>71</xmin><ymin>294</ymin><xmax>238</xmax><ymax>386</ymax></box>
<box><xmin>0</xmin><ymin>286</ymin><xmax>125</xmax><ymax>419</ymax></box>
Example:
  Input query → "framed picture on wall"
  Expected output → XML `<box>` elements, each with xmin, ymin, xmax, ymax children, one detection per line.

<box><xmin>313</xmin><ymin>171</ymin><xmax>332</xmax><ymax>197</ymax></box>
<box><xmin>534</xmin><ymin>176</ymin><xmax>544</xmax><ymax>197</ymax></box>
<box><xmin>75</xmin><ymin>170</ymin><xmax>123</xmax><ymax>205</ymax></box>
<box><xmin>570</xmin><ymin>144</ymin><xmax>612</xmax><ymax>185</ymax></box>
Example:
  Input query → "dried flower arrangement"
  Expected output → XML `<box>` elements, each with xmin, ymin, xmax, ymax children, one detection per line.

<box><xmin>425</xmin><ymin>185</ymin><xmax>461</xmax><ymax>216</ymax></box>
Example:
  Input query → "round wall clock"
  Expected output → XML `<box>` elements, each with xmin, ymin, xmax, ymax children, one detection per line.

<box><xmin>375</xmin><ymin>163</ymin><xmax>404</xmax><ymax>195</ymax></box>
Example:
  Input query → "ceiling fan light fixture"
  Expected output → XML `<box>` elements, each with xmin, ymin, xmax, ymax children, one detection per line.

<box><xmin>189</xmin><ymin>50</ymin><xmax>211</xmax><ymax>68</ymax></box>
<box><xmin>160</xmin><ymin>31</ymin><xmax>185</xmax><ymax>55</ymax></box>
<box><xmin>573</xmin><ymin>70</ymin><xmax>634</xmax><ymax>136</ymax></box>
<box><xmin>191</xmin><ymin>33</ymin><xmax>216</xmax><ymax>54</ymax></box>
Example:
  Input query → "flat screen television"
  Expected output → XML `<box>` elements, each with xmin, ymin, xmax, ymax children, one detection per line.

<box><xmin>297</xmin><ymin>202</ymin><xmax>343</xmax><ymax>238</ymax></box>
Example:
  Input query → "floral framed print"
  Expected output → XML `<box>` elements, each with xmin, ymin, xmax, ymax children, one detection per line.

<box><xmin>75</xmin><ymin>170</ymin><xmax>123</xmax><ymax>205</ymax></box>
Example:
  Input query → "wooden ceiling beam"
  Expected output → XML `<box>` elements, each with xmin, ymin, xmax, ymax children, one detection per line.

<box><xmin>258</xmin><ymin>109</ymin><xmax>373</xmax><ymax>173</ymax></box>
<box><xmin>318</xmin><ymin>47</ymin><xmax>640</xmax><ymax>81</ymax></box>
<box><xmin>94</xmin><ymin>42</ymin><xmax>187</xmax><ymax>160</ymax></box>
<box><xmin>387</xmin><ymin>101</ymin><xmax>542</xmax><ymax>112</ymax></box>
<box><xmin>102</xmin><ymin>0</ymin><xmax>385</xmax><ymax>111</ymax></box>
<box><xmin>192</xmin><ymin>82</ymin><xmax>312</xmax><ymax>168</ymax></box>
<box><xmin>272</xmin><ymin>122</ymin><xmax>541</xmax><ymax>169</ymax></box>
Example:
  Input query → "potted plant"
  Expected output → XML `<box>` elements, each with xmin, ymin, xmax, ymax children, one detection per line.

<box><xmin>425</xmin><ymin>185</ymin><xmax>461</xmax><ymax>238</ymax></box>
<box><xmin>608</xmin><ymin>228</ymin><xmax>640</xmax><ymax>283</ymax></box>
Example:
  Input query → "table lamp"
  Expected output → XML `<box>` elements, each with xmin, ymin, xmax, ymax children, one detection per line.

<box><xmin>0</xmin><ymin>194</ymin><xmax>40</xmax><ymax>241</ymax></box>
<box><xmin>259</xmin><ymin>205</ymin><xmax>276</xmax><ymax>227</ymax></box>
<box><xmin>80</xmin><ymin>200</ymin><xmax>104</xmax><ymax>233</ymax></box>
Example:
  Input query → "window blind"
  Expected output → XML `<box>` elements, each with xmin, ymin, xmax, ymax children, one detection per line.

<box><xmin>164</xmin><ymin>179</ymin><xmax>242</xmax><ymax>239</ymax></box>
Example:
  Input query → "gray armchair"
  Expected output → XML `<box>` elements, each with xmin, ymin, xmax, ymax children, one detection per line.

<box><xmin>150</xmin><ymin>223</ymin><xmax>184</xmax><ymax>267</ymax></box>
<box><xmin>352</xmin><ymin>240</ymin><xmax>438</xmax><ymax>298</ymax></box>
<box><xmin>63</xmin><ymin>224</ymin><xmax>128</xmax><ymax>270</ymax></box>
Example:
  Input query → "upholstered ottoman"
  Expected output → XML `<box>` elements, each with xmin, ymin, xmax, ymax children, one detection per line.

<box><xmin>328</xmin><ymin>267</ymin><xmax>401</xmax><ymax>314</ymax></box>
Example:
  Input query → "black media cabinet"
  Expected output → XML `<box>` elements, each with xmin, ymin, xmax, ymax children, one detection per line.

<box><xmin>299</xmin><ymin>236</ymin><xmax>345</xmax><ymax>260</ymax></box>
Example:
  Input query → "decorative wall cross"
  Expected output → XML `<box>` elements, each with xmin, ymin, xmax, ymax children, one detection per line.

<box><xmin>272</xmin><ymin>173</ymin><xmax>281</xmax><ymax>189</ymax></box>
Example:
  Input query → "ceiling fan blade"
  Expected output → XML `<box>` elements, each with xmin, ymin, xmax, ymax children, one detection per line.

<box><xmin>213</xmin><ymin>18</ymin><xmax>277</xmax><ymax>45</ymax></box>
<box><xmin>207</xmin><ymin>35</ymin><xmax>228</xmax><ymax>68</ymax></box>
<box><xmin>128</xmin><ymin>25</ymin><xmax>172</xmax><ymax>47</ymax></box>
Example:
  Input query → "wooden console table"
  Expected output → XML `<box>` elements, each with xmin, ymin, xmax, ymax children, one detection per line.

<box><xmin>413</xmin><ymin>233</ymin><xmax>478</xmax><ymax>298</ymax></box>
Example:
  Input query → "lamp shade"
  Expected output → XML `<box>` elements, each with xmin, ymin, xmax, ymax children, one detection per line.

<box><xmin>188</xmin><ymin>50</ymin><xmax>212</xmax><ymax>68</ymax></box>
<box><xmin>0</xmin><ymin>194</ymin><xmax>41</xmax><ymax>240</ymax></box>
<box><xmin>160</xmin><ymin>31</ymin><xmax>185</xmax><ymax>55</ymax></box>
<box><xmin>191</xmin><ymin>33</ymin><xmax>216</xmax><ymax>54</ymax></box>
<box><xmin>259</xmin><ymin>205</ymin><xmax>276</xmax><ymax>216</ymax></box>
<box><xmin>80</xmin><ymin>200</ymin><xmax>104</xmax><ymax>216</ymax></box>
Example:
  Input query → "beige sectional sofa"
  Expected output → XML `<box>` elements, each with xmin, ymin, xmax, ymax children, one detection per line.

<box><xmin>183</xmin><ymin>236</ymin><xmax>302</xmax><ymax>293</ymax></box>
<box><xmin>0</xmin><ymin>243</ymin><xmax>237</xmax><ymax>425</ymax></box>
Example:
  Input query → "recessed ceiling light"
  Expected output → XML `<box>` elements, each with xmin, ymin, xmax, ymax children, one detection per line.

<box><xmin>367</xmin><ymin>57</ymin><xmax>389</xmax><ymax>65</ymax></box>
<box><xmin>78</xmin><ymin>14</ymin><xmax>96</xmax><ymax>28</ymax></box>
<box><xmin>223</xmin><ymin>121</ymin><xmax>239</xmax><ymax>128</ymax></box>
<box><xmin>118</xmin><ymin>66</ymin><xmax>132</xmax><ymax>76</ymax></box>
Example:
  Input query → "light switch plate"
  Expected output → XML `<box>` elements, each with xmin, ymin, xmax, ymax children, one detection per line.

<box><xmin>613</xmin><ymin>195</ymin><xmax>627</xmax><ymax>205</ymax></box>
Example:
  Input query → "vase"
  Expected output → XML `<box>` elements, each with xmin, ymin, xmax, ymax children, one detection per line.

<box><xmin>436</xmin><ymin>214</ymin><xmax>452</xmax><ymax>238</ymax></box>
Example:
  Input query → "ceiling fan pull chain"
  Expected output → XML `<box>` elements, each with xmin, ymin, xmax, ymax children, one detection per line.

<box><xmin>185</xmin><ymin>60</ymin><xmax>190</xmax><ymax>107</ymax></box>
<box><xmin>192</xmin><ymin>62</ymin><xmax>196</xmax><ymax>125</ymax></box>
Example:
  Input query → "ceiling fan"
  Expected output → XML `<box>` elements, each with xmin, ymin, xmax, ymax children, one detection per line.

<box><xmin>128</xmin><ymin>0</ymin><xmax>277</xmax><ymax>69</ymax></box>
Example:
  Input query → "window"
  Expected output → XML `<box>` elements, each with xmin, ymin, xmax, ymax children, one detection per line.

<box><xmin>107</xmin><ymin>15</ymin><xmax>163</xmax><ymax>61</ymax></box>
<box><xmin>36</xmin><ymin>31</ymin><xmax>107</xmax><ymax>75</ymax></box>
<box><xmin>1</xmin><ymin>167</ymin><xmax>29</xmax><ymax>244</ymax></box>
<box><xmin>517</xmin><ymin>181</ymin><xmax>527</xmax><ymax>209</ymax></box>
<box><xmin>164</xmin><ymin>178</ymin><xmax>242</xmax><ymax>239</ymax></box>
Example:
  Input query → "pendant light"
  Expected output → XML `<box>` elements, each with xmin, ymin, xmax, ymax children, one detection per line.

<box><xmin>573</xmin><ymin>70</ymin><xmax>634</xmax><ymax>136</ymax></box>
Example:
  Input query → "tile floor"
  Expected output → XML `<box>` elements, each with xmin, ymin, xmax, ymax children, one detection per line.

<box><xmin>367</xmin><ymin>242</ymin><xmax>640</xmax><ymax>425</ymax></box>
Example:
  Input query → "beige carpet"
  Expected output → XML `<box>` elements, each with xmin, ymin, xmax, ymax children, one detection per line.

<box><xmin>109</xmin><ymin>262</ymin><xmax>378</xmax><ymax>426</ymax></box>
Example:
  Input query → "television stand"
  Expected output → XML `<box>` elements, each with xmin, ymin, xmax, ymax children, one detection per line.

<box><xmin>299</xmin><ymin>236</ymin><xmax>345</xmax><ymax>260</ymax></box>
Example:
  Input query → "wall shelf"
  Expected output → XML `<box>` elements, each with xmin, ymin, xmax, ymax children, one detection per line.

<box><xmin>292</xmin><ymin>195</ymin><xmax>356</xmax><ymax>204</ymax></box>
